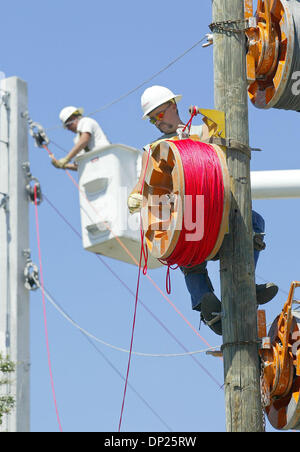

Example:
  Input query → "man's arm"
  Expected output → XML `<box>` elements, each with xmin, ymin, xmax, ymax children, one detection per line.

<box><xmin>51</xmin><ymin>132</ymin><xmax>91</xmax><ymax>170</ymax></box>
<box><xmin>127</xmin><ymin>149</ymin><xmax>149</xmax><ymax>214</ymax></box>
<box><xmin>130</xmin><ymin>150</ymin><xmax>149</xmax><ymax>195</ymax></box>
<box><xmin>201</xmin><ymin>124</ymin><xmax>210</xmax><ymax>141</ymax></box>
<box><xmin>65</xmin><ymin>132</ymin><xmax>91</xmax><ymax>161</ymax></box>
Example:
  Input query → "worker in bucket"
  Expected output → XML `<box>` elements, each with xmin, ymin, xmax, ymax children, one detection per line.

<box><xmin>128</xmin><ymin>85</ymin><xmax>278</xmax><ymax>336</ymax></box>
<box><xmin>51</xmin><ymin>106</ymin><xmax>110</xmax><ymax>170</ymax></box>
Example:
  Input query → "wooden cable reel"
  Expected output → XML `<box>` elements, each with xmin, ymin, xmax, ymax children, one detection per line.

<box><xmin>246</xmin><ymin>0</ymin><xmax>300</xmax><ymax>111</ymax></box>
<box><xmin>259</xmin><ymin>282</ymin><xmax>300</xmax><ymax>430</ymax></box>
<box><xmin>141</xmin><ymin>138</ymin><xmax>230</xmax><ymax>264</ymax></box>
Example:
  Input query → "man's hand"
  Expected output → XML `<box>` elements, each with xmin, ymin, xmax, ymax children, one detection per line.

<box><xmin>51</xmin><ymin>157</ymin><xmax>70</xmax><ymax>169</ymax></box>
<box><xmin>127</xmin><ymin>193</ymin><xmax>143</xmax><ymax>214</ymax></box>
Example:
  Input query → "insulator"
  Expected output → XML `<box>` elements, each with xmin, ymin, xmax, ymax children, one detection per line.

<box><xmin>247</xmin><ymin>0</ymin><xmax>300</xmax><ymax>111</ymax></box>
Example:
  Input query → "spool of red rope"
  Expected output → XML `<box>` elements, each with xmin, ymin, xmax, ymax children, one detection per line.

<box><xmin>141</xmin><ymin>138</ymin><xmax>230</xmax><ymax>269</ymax></box>
<box><xmin>165</xmin><ymin>139</ymin><xmax>225</xmax><ymax>267</ymax></box>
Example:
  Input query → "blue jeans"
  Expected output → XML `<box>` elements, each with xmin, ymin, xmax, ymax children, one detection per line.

<box><xmin>182</xmin><ymin>210</ymin><xmax>265</xmax><ymax>310</ymax></box>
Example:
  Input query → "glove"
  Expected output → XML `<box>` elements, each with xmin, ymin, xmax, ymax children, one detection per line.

<box><xmin>51</xmin><ymin>157</ymin><xmax>70</xmax><ymax>169</ymax></box>
<box><xmin>127</xmin><ymin>193</ymin><xmax>143</xmax><ymax>214</ymax></box>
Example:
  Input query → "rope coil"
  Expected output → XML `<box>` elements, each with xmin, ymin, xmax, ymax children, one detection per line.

<box><xmin>142</xmin><ymin>139</ymin><xmax>230</xmax><ymax>270</ymax></box>
<box><xmin>166</xmin><ymin>140</ymin><xmax>226</xmax><ymax>267</ymax></box>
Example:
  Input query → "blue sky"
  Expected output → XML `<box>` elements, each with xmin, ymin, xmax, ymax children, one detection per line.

<box><xmin>1</xmin><ymin>0</ymin><xmax>299</xmax><ymax>432</ymax></box>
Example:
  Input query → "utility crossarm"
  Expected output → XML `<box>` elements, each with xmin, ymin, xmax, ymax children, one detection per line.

<box><xmin>251</xmin><ymin>169</ymin><xmax>300</xmax><ymax>199</ymax></box>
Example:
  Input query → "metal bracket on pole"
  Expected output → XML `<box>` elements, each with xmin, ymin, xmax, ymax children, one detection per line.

<box><xmin>22</xmin><ymin>162</ymin><xmax>43</xmax><ymax>205</ymax></box>
<box><xmin>0</xmin><ymin>192</ymin><xmax>9</xmax><ymax>211</ymax></box>
<box><xmin>21</xmin><ymin>111</ymin><xmax>50</xmax><ymax>148</ymax></box>
<box><xmin>0</xmin><ymin>89</ymin><xmax>10</xmax><ymax>108</ymax></box>
<box><xmin>23</xmin><ymin>249</ymin><xmax>40</xmax><ymax>291</ymax></box>
<box><xmin>189</xmin><ymin>107</ymin><xmax>263</xmax><ymax>157</ymax></box>
<box><xmin>209</xmin><ymin>17</ymin><xmax>256</xmax><ymax>34</ymax></box>
<box><xmin>207</xmin><ymin>136</ymin><xmax>262</xmax><ymax>159</ymax></box>
<box><xmin>189</xmin><ymin>107</ymin><xmax>226</xmax><ymax>138</ymax></box>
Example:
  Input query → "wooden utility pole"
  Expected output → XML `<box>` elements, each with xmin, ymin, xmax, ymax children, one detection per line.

<box><xmin>0</xmin><ymin>77</ymin><xmax>30</xmax><ymax>432</ymax></box>
<box><xmin>212</xmin><ymin>1</ymin><xmax>264</xmax><ymax>431</ymax></box>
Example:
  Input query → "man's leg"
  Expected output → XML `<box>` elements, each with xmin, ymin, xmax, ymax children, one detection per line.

<box><xmin>181</xmin><ymin>262</ymin><xmax>213</xmax><ymax>312</ymax></box>
<box><xmin>252</xmin><ymin>210</ymin><xmax>278</xmax><ymax>304</ymax></box>
<box><xmin>252</xmin><ymin>210</ymin><xmax>265</xmax><ymax>268</ymax></box>
<box><xmin>181</xmin><ymin>263</ymin><xmax>222</xmax><ymax>335</ymax></box>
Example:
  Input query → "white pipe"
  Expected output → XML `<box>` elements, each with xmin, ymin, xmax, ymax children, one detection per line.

<box><xmin>251</xmin><ymin>169</ymin><xmax>300</xmax><ymax>199</ymax></box>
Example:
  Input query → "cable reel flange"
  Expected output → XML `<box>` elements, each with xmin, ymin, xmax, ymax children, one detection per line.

<box><xmin>141</xmin><ymin>140</ymin><xmax>185</xmax><ymax>260</ymax></box>
<box><xmin>246</xmin><ymin>0</ymin><xmax>300</xmax><ymax>111</ymax></box>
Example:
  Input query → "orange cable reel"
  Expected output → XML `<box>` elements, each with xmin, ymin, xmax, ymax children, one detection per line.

<box><xmin>245</xmin><ymin>0</ymin><xmax>300</xmax><ymax>111</ymax></box>
<box><xmin>258</xmin><ymin>282</ymin><xmax>300</xmax><ymax>430</ymax></box>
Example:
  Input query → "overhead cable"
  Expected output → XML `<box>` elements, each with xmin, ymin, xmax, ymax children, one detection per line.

<box><xmin>44</xmin><ymin>35</ymin><xmax>207</xmax><ymax>132</ymax></box>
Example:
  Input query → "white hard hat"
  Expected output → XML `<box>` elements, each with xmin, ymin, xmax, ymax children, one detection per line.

<box><xmin>59</xmin><ymin>106</ymin><xmax>84</xmax><ymax>127</ymax></box>
<box><xmin>141</xmin><ymin>86</ymin><xmax>182</xmax><ymax>119</ymax></box>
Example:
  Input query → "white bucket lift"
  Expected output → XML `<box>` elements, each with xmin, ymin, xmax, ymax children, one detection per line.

<box><xmin>76</xmin><ymin>144</ymin><xmax>162</xmax><ymax>269</ymax></box>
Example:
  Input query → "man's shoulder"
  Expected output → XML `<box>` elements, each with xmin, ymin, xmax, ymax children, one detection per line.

<box><xmin>77</xmin><ymin>116</ymin><xmax>98</xmax><ymax>130</ymax></box>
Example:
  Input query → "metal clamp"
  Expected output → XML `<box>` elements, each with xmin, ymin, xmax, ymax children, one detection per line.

<box><xmin>23</xmin><ymin>250</ymin><xmax>40</xmax><ymax>291</ymax></box>
<box><xmin>0</xmin><ymin>90</ymin><xmax>9</xmax><ymax>108</ymax></box>
<box><xmin>22</xmin><ymin>162</ymin><xmax>43</xmax><ymax>205</ymax></box>
<box><xmin>209</xmin><ymin>17</ymin><xmax>256</xmax><ymax>34</ymax></box>
<box><xmin>221</xmin><ymin>340</ymin><xmax>261</xmax><ymax>352</ymax></box>
<box><xmin>206</xmin><ymin>136</ymin><xmax>262</xmax><ymax>159</ymax></box>
<box><xmin>0</xmin><ymin>192</ymin><xmax>9</xmax><ymax>210</ymax></box>
<box><xmin>21</xmin><ymin>111</ymin><xmax>50</xmax><ymax>148</ymax></box>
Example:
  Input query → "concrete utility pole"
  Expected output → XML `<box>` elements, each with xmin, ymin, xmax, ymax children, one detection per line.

<box><xmin>212</xmin><ymin>1</ymin><xmax>264</xmax><ymax>431</ymax></box>
<box><xmin>0</xmin><ymin>77</ymin><xmax>30</xmax><ymax>432</ymax></box>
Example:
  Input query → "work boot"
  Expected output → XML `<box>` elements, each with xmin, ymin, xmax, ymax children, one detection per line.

<box><xmin>256</xmin><ymin>283</ymin><xmax>278</xmax><ymax>305</ymax></box>
<box><xmin>201</xmin><ymin>293</ymin><xmax>222</xmax><ymax>336</ymax></box>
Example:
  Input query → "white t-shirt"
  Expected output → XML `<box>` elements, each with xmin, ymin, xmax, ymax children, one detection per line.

<box><xmin>74</xmin><ymin>117</ymin><xmax>110</xmax><ymax>156</ymax></box>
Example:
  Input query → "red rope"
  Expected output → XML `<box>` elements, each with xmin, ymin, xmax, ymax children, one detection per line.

<box><xmin>42</xmin><ymin>144</ymin><xmax>54</xmax><ymax>157</ymax></box>
<box><xmin>182</xmin><ymin>106</ymin><xmax>198</xmax><ymax>134</ymax></box>
<box><xmin>118</xmin><ymin>148</ymin><xmax>151</xmax><ymax>431</ymax></box>
<box><xmin>118</xmin><ymin>213</ymin><xmax>144</xmax><ymax>432</ymax></box>
<box><xmin>34</xmin><ymin>185</ymin><xmax>63</xmax><ymax>432</ymax></box>
<box><xmin>139</xmin><ymin>147</ymin><xmax>151</xmax><ymax>275</ymax></box>
<box><xmin>164</xmin><ymin>139</ymin><xmax>224</xmax><ymax>268</ymax></box>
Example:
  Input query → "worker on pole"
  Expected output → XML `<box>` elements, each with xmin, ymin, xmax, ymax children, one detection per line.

<box><xmin>128</xmin><ymin>85</ymin><xmax>278</xmax><ymax>335</ymax></box>
<box><xmin>51</xmin><ymin>106</ymin><xmax>110</xmax><ymax>171</ymax></box>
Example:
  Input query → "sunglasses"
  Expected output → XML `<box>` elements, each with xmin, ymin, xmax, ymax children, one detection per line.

<box><xmin>149</xmin><ymin>101</ymin><xmax>174</xmax><ymax>124</ymax></box>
